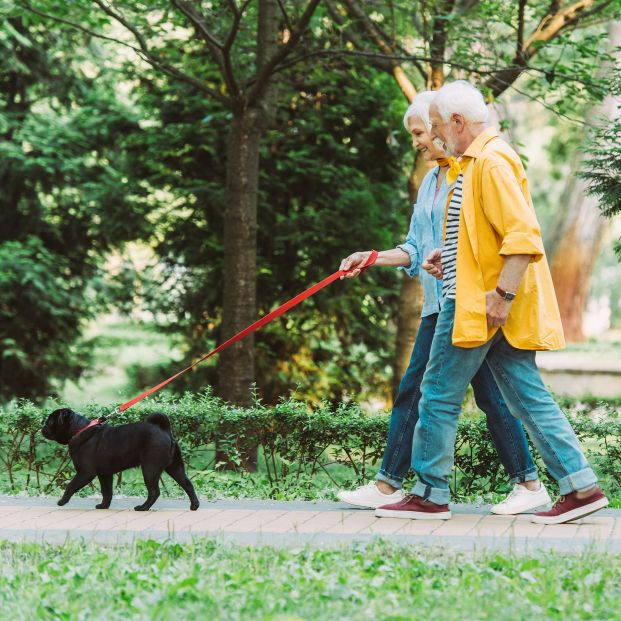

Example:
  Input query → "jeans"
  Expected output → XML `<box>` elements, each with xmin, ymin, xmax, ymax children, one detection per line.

<box><xmin>376</xmin><ymin>312</ymin><xmax>538</xmax><ymax>490</ymax></box>
<box><xmin>411</xmin><ymin>299</ymin><xmax>597</xmax><ymax>505</ymax></box>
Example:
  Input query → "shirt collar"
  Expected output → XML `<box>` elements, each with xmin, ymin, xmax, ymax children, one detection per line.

<box><xmin>462</xmin><ymin>126</ymin><xmax>499</xmax><ymax>159</ymax></box>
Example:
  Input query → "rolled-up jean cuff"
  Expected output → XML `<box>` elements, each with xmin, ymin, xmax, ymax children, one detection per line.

<box><xmin>557</xmin><ymin>467</ymin><xmax>598</xmax><ymax>496</ymax></box>
<box><xmin>509</xmin><ymin>468</ymin><xmax>539</xmax><ymax>485</ymax></box>
<box><xmin>412</xmin><ymin>480</ymin><xmax>450</xmax><ymax>505</ymax></box>
<box><xmin>376</xmin><ymin>470</ymin><xmax>404</xmax><ymax>490</ymax></box>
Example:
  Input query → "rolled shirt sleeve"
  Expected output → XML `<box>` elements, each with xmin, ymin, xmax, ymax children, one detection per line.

<box><xmin>482</xmin><ymin>162</ymin><xmax>545</xmax><ymax>262</ymax></box>
<box><xmin>397</xmin><ymin>207</ymin><xmax>421</xmax><ymax>278</ymax></box>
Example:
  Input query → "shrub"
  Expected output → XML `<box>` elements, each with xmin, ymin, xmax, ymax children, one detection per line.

<box><xmin>1</xmin><ymin>391</ymin><xmax>620</xmax><ymax>500</ymax></box>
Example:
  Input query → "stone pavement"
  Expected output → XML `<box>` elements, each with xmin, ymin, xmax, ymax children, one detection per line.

<box><xmin>1</xmin><ymin>496</ymin><xmax>621</xmax><ymax>553</ymax></box>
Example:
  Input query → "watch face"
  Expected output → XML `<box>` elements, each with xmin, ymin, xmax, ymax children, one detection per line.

<box><xmin>505</xmin><ymin>292</ymin><xmax>516</xmax><ymax>301</ymax></box>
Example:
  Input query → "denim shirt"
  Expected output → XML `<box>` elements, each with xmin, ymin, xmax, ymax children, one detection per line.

<box><xmin>397</xmin><ymin>166</ymin><xmax>453</xmax><ymax>318</ymax></box>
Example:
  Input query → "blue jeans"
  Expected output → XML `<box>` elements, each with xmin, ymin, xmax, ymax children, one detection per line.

<box><xmin>376</xmin><ymin>313</ymin><xmax>537</xmax><ymax>489</ymax></box>
<box><xmin>411</xmin><ymin>299</ymin><xmax>597</xmax><ymax>505</ymax></box>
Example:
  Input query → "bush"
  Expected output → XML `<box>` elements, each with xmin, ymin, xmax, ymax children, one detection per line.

<box><xmin>1</xmin><ymin>391</ymin><xmax>620</xmax><ymax>500</ymax></box>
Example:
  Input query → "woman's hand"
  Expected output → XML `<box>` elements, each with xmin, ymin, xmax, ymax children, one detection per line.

<box><xmin>339</xmin><ymin>251</ymin><xmax>373</xmax><ymax>279</ymax></box>
<box><xmin>422</xmin><ymin>248</ymin><xmax>443</xmax><ymax>279</ymax></box>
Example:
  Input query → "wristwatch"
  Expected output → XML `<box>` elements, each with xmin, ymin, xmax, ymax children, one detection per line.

<box><xmin>496</xmin><ymin>286</ymin><xmax>517</xmax><ymax>302</ymax></box>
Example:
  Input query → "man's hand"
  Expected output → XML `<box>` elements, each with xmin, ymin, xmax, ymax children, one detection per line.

<box><xmin>422</xmin><ymin>248</ymin><xmax>443</xmax><ymax>280</ymax></box>
<box><xmin>339</xmin><ymin>251</ymin><xmax>373</xmax><ymax>279</ymax></box>
<box><xmin>486</xmin><ymin>289</ymin><xmax>512</xmax><ymax>328</ymax></box>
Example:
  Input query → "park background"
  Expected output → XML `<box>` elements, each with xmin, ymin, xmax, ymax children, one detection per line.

<box><xmin>1</xmin><ymin>2</ymin><xmax>621</xmax><ymax>618</ymax></box>
<box><xmin>2</xmin><ymin>0</ymin><xmax>621</xmax><ymax>489</ymax></box>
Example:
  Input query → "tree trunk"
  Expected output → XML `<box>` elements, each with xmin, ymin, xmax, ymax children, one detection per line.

<box><xmin>216</xmin><ymin>0</ymin><xmax>280</xmax><ymax>470</ymax></box>
<box><xmin>217</xmin><ymin>108</ymin><xmax>262</xmax><ymax>408</ymax></box>
<box><xmin>548</xmin><ymin>171</ymin><xmax>607</xmax><ymax>341</ymax></box>
<box><xmin>547</xmin><ymin>20</ymin><xmax>620</xmax><ymax>342</ymax></box>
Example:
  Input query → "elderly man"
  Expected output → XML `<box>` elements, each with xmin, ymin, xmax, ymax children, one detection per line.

<box><xmin>376</xmin><ymin>81</ymin><xmax>607</xmax><ymax>525</ymax></box>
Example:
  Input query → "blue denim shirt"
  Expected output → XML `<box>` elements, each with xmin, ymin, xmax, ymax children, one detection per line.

<box><xmin>397</xmin><ymin>166</ymin><xmax>453</xmax><ymax>318</ymax></box>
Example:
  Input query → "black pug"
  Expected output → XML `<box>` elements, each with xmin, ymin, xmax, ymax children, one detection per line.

<box><xmin>41</xmin><ymin>408</ymin><xmax>200</xmax><ymax>511</ymax></box>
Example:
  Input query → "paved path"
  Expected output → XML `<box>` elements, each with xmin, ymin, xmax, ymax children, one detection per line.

<box><xmin>1</xmin><ymin>496</ymin><xmax>620</xmax><ymax>553</ymax></box>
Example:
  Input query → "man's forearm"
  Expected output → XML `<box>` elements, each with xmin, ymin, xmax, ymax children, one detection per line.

<box><xmin>497</xmin><ymin>255</ymin><xmax>532</xmax><ymax>292</ymax></box>
<box><xmin>374</xmin><ymin>248</ymin><xmax>412</xmax><ymax>268</ymax></box>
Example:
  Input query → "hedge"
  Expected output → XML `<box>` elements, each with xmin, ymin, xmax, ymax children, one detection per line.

<box><xmin>1</xmin><ymin>391</ymin><xmax>620</xmax><ymax>499</ymax></box>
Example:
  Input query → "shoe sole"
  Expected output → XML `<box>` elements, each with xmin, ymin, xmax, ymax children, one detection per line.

<box><xmin>490</xmin><ymin>495</ymin><xmax>552</xmax><ymax>515</ymax></box>
<box><xmin>375</xmin><ymin>508</ymin><xmax>452</xmax><ymax>520</ymax></box>
<box><xmin>337</xmin><ymin>495</ymin><xmax>402</xmax><ymax>510</ymax></box>
<box><xmin>530</xmin><ymin>497</ymin><xmax>609</xmax><ymax>525</ymax></box>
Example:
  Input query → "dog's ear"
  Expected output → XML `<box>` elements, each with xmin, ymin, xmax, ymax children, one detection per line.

<box><xmin>50</xmin><ymin>408</ymin><xmax>74</xmax><ymax>427</ymax></box>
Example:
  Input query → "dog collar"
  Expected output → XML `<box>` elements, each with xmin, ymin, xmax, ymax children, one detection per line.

<box><xmin>72</xmin><ymin>418</ymin><xmax>102</xmax><ymax>439</ymax></box>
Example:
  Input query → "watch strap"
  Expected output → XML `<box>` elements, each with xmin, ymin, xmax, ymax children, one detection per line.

<box><xmin>496</xmin><ymin>285</ymin><xmax>516</xmax><ymax>301</ymax></box>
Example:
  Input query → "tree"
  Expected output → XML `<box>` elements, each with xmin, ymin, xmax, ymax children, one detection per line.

<box><xmin>545</xmin><ymin>20</ymin><xmax>620</xmax><ymax>340</ymax></box>
<box><xmin>0</xmin><ymin>14</ymin><xmax>149</xmax><ymax>402</ymax></box>
<box><xmin>580</xmin><ymin>118</ymin><xmax>621</xmax><ymax>235</ymax></box>
<box><xmin>121</xmin><ymin>50</ymin><xmax>408</xmax><ymax>406</ymax></box>
<box><xmin>20</xmin><ymin>0</ymin><xmax>324</xmax><ymax>410</ymax></box>
<box><xmin>325</xmin><ymin>0</ymin><xmax>619</xmax><ymax>376</ymax></box>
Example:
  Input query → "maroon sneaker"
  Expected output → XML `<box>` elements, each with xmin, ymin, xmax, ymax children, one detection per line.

<box><xmin>531</xmin><ymin>486</ymin><xmax>608</xmax><ymax>525</ymax></box>
<box><xmin>375</xmin><ymin>495</ymin><xmax>451</xmax><ymax>520</ymax></box>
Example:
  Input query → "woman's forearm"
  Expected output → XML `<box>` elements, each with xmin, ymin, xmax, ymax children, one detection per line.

<box><xmin>374</xmin><ymin>248</ymin><xmax>412</xmax><ymax>268</ymax></box>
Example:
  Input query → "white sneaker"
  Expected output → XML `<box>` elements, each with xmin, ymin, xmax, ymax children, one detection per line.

<box><xmin>491</xmin><ymin>482</ymin><xmax>552</xmax><ymax>515</ymax></box>
<box><xmin>337</xmin><ymin>481</ymin><xmax>403</xmax><ymax>509</ymax></box>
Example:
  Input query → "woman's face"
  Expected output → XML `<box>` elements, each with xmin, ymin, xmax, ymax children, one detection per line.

<box><xmin>407</xmin><ymin>117</ymin><xmax>445</xmax><ymax>161</ymax></box>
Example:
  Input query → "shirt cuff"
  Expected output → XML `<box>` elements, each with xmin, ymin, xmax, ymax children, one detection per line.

<box><xmin>396</xmin><ymin>243</ymin><xmax>419</xmax><ymax>277</ymax></box>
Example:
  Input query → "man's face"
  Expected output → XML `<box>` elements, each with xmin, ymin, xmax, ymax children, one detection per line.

<box><xmin>429</xmin><ymin>104</ymin><xmax>458</xmax><ymax>157</ymax></box>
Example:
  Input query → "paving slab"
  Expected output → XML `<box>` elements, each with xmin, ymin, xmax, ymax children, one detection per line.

<box><xmin>1</xmin><ymin>496</ymin><xmax>621</xmax><ymax>553</ymax></box>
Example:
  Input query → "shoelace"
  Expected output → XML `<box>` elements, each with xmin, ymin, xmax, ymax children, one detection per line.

<box><xmin>498</xmin><ymin>486</ymin><xmax>526</xmax><ymax>504</ymax></box>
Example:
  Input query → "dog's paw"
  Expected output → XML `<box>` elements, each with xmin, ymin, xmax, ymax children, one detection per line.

<box><xmin>57</xmin><ymin>498</ymin><xmax>68</xmax><ymax>506</ymax></box>
<box><xmin>95</xmin><ymin>503</ymin><xmax>110</xmax><ymax>510</ymax></box>
<box><xmin>134</xmin><ymin>505</ymin><xmax>149</xmax><ymax>511</ymax></box>
<box><xmin>190</xmin><ymin>502</ymin><xmax>199</xmax><ymax>511</ymax></box>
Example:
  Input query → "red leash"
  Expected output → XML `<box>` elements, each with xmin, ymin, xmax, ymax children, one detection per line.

<box><xmin>90</xmin><ymin>250</ymin><xmax>378</xmax><ymax>425</ymax></box>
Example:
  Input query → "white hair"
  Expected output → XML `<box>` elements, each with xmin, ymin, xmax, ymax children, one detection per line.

<box><xmin>402</xmin><ymin>91</ymin><xmax>436</xmax><ymax>132</ymax></box>
<box><xmin>432</xmin><ymin>81</ymin><xmax>489</xmax><ymax>124</ymax></box>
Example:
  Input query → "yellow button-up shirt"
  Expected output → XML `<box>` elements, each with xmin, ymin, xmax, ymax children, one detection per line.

<box><xmin>453</xmin><ymin>127</ymin><xmax>565</xmax><ymax>350</ymax></box>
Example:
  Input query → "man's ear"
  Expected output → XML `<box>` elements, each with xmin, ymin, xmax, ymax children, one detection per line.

<box><xmin>452</xmin><ymin>113</ymin><xmax>467</xmax><ymax>133</ymax></box>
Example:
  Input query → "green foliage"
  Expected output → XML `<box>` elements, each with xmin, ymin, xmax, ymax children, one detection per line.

<box><xmin>3</xmin><ymin>393</ymin><xmax>621</xmax><ymax>502</ymax></box>
<box><xmin>579</xmin><ymin>119</ymin><xmax>621</xmax><ymax>257</ymax></box>
<box><xmin>1</xmin><ymin>540</ymin><xmax>621</xmax><ymax>619</ymax></box>
<box><xmin>128</xmin><ymin>59</ymin><xmax>409</xmax><ymax>405</ymax></box>
<box><xmin>0</xmin><ymin>15</ymin><xmax>152</xmax><ymax>401</ymax></box>
<box><xmin>0</xmin><ymin>238</ymin><xmax>92</xmax><ymax>401</ymax></box>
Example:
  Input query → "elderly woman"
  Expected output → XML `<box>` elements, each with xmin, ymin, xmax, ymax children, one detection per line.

<box><xmin>337</xmin><ymin>92</ymin><xmax>549</xmax><ymax>515</ymax></box>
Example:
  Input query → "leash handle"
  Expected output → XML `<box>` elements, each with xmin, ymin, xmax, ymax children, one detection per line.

<box><xmin>360</xmin><ymin>249</ymin><xmax>379</xmax><ymax>271</ymax></box>
<box><xmin>114</xmin><ymin>250</ymin><xmax>379</xmax><ymax>413</ymax></box>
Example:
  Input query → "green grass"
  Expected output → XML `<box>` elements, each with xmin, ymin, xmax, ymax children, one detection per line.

<box><xmin>0</xmin><ymin>539</ymin><xmax>620</xmax><ymax>620</ymax></box>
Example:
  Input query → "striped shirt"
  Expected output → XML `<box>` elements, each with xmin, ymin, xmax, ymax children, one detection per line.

<box><xmin>441</xmin><ymin>173</ymin><xmax>463</xmax><ymax>300</ymax></box>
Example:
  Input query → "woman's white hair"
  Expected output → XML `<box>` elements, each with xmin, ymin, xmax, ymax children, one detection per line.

<box><xmin>402</xmin><ymin>90</ymin><xmax>436</xmax><ymax>132</ymax></box>
<box><xmin>432</xmin><ymin>81</ymin><xmax>489</xmax><ymax>124</ymax></box>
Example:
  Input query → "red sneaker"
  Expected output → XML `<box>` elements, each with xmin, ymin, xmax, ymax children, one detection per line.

<box><xmin>531</xmin><ymin>486</ymin><xmax>608</xmax><ymax>525</ymax></box>
<box><xmin>375</xmin><ymin>495</ymin><xmax>451</xmax><ymax>520</ymax></box>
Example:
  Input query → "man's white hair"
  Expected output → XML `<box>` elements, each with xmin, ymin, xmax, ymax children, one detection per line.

<box><xmin>402</xmin><ymin>91</ymin><xmax>436</xmax><ymax>132</ymax></box>
<box><xmin>432</xmin><ymin>81</ymin><xmax>489</xmax><ymax>124</ymax></box>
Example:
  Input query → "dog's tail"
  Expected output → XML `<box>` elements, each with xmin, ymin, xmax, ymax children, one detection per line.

<box><xmin>145</xmin><ymin>412</ymin><xmax>172</xmax><ymax>435</ymax></box>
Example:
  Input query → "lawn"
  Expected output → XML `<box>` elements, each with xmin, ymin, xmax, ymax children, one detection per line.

<box><xmin>0</xmin><ymin>539</ymin><xmax>618</xmax><ymax>620</ymax></box>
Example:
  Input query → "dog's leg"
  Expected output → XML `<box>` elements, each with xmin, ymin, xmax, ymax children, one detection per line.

<box><xmin>165</xmin><ymin>463</ymin><xmax>200</xmax><ymax>511</ymax></box>
<box><xmin>57</xmin><ymin>473</ymin><xmax>96</xmax><ymax>506</ymax></box>
<box><xmin>134</xmin><ymin>466</ymin><xmax>161</xmax><ymax>511</ymax></box>
<box><xmin>96</xmin><ymin>474</ymin><xmax>113</xmax><ymax>509</ymax></box>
